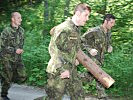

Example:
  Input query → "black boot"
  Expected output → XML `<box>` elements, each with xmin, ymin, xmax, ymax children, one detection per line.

<box><xmin>1</xmin><ymin>96</ymin><xmax>10</xmax><ymax>100</ymax></box>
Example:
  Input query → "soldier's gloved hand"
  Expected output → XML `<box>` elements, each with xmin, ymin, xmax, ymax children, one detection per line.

<box><xmin>60</xmin><ymin>70</ymin><xmax>70</xmax><ymax>79</ymax></box>
<box><xmin>107</xmin><ymin>45</ymin><xmax>113</xmax><ymax>53</ymax></box>
<box><xmin>89</xmin><ymin>49</ymin><xmax>98</xmax><ymax>56</ymax></box>
<box><xmin>16</xmin><ymin>48</ymin><xmax>24</xmax><ymax>54</ymax></box>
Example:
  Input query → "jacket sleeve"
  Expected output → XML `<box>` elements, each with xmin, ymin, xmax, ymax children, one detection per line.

<box><xmin>0</xmin><ymin>28</ymin><xmax>17</xmax><ymax>54</ymax></box>
<box><xmin>1</xmin><ymin>28</ymin><xmax>8</xmax><ymax>48</ymax></box>
<box><xmin>0</xmin><ymin>28</ymin><xmax>15</xmax><ymax>53</ymax></box>
<box><xmin>55</xmin><ymin>31</ymin><xmax>69</xmax><ymax>53</ymax></box>
<box><xmin>18</xmin><ymin>28</ymin><xmax>24</xmax><ymax>49</ymax></box>
<box><xmin>81</xmin><ymin>30</ymin><xmax>95</xmax><ymax>52</ymax></box>
<box><xmin>106</xmin><ymin>31</ymin><xmax>112</xmax><ymax>49</ymax></box>
<box><xmin>55</xmin><ymin>30</ymin><xmax>70</xmax><ymax>72</ymax></box>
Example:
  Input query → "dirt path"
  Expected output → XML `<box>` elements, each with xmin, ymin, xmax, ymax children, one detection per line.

<box><xmin>0</xmin><ymin>84</ymin><xmax>114</xmax><ymax>100</ymax></box>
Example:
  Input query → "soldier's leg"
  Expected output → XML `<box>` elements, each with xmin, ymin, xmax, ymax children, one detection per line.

<box><xmin>12</xmin><ymin>59</ymin><xmax>27</xmax><ymax>83</ymax></box>
<box><xmin>96</xmin><ymin>81</ymin><xmax>107</xmax><ymax>99</ymax></box>
<box><xmin>1</xmin><ymin>77</ymin><xmax>11</xmax><ymax>97</ymax></box>
<box><xmin>95</xmin><ymin>62</ymin><xmax>108</xmax><ymax>99</ymax></box>
<box><xmin>68</xmin><ymin>68</ymin><xmax>85</xmax><ymax>100</ymax></box>
<box><xmin>1</xmin><ymin>60</ymin><xmax>13</xmax><ymax>97</ymax></box>
<box><xmin>45</xmin><ymin>74</ymin><xmax>67</xmax><ymax>100</ymax></box>
<box><xmin>68</xmin><ymin>80</ymin><xmax>85</xmax><ymax>100</ymax></box>
<box><xmin>79</xmin><ymin>71</ymin><xmax>95</xmax><ymax>83</ymax></box>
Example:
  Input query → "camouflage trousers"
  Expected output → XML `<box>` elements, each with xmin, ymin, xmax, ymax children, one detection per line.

<box><xmin>0</xmin><ymin>58</ymin><xmax>27</xmax><ymax>97</ymax></box>
<box><xmin>82</xmin><ymin>54</ymin><xmax>107</xmax><ymax>99</ymax></box>
<box><xmin>81</xmin><ymin>71</ymin><xmax>107</xmax><ymax>99</ymax></box>
<box><xmin>45</xmin><ymin>64</ymin><xmax>85</xmax><ymax>100</ymax></box>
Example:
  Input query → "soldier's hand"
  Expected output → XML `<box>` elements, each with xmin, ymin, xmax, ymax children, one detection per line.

<box><xmin>60</xmin><ymin>70</ymin><xmax>70</xmax><ymax>79</ymax></box>
<box><xmin>75</xmin><ymin>59</ymin><xmax>79</xmax><ymax>66</ymax></box>
<box><xmin>108</xmin><ymin>45</ymin><xmax>113</xmax><ymax>53</ymax></box>
<box><xmin>89</xmin><ymin>49</ymin><xmax>98</xmax><ymax>56</ymax></box>
<box><xmin>16</xmin><ymin>49</ymin><xmax>24</xmax><ymax>54</ymax></box>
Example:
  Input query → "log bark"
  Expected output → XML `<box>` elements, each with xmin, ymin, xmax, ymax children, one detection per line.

<box><xmin>77</xmin><ymin>49</ymin><xmax>115</xmax><ymax>88</ymax></box>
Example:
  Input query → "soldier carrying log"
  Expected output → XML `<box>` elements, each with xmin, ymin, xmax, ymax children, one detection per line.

<box><xmin>45</xmin><ymin>3</ymin><xmax>91</xmax><ymax>100</ymax></box>
<box><xmin>81</xmin><ymin>14</ymin><xmax>116</xmax><ymax>99</ymax></box>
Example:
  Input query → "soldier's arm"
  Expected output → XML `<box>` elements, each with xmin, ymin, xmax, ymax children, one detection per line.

<box><xmin>55</xmin><ymin>30</ymin><xmax>71</xmax><ymax>71</ymax></box>
<box><xmin>107</xmin><ymin>32</ymin><xmax>112</xmax><ymax>46</ymax></box>
<box><xmin>16</xmin><ymin>28</ymin><xmax>25</xmax><ymax>54</ymax></box>
<box><xmin>55</xmin><ymin>30</ymin><xmax>69</xmax><ymax>53</ymax></box>
<box><xmin>18</xmin><ymin>27</ymin><xmax>24</xmax><ymax>49</ymax></box>
<box><xmin>0</xmin><ymin>28</ymin><xmax>9</xmax><ymax>50</ymax></box>
<box><xmin>81</xmin><ymin>30</ymin><xmax>96</xmax><ymax>51</ymax></box>
<box><xmin>107</xmin><ymin>32</ymin><xmax>113</xmax><ymax>53</ymax></box>
<box><xmin>82</xmin><ymin>30</ymin><xmax>99</xmax><ymax>56</ymax></box>
<box><xmin>1</xmin><ymin>28</ymin><xmax>17</xmax><ymax>54</ymax></box>
<box><xmin>0</xmin><ymin>30</ymin><xmax>6</xmax><ymax>57</ymax></box>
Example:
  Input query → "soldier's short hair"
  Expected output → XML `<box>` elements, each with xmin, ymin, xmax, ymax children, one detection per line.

<box><xmin>74</xmin><ymin>3</ymin><xmax>91</xmax><ymax>14</ymax></box>
<box><xmin>11</xmin><ymin>12</ymin><xmax>20</xmax><ymax>18</ymax></box>
<box><xmin>103</xmin><ymin>14</ymin><xmax>115</xmax><ymax>22</ymax></box>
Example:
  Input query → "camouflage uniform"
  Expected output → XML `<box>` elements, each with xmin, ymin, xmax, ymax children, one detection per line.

<box><xmin>0</xmin><ymin>25</ymin><xmax>27</xmax><ymax>97</ymax></box>
<box><xmin>46</xmin><ymin>18</ymin><xmax>85</xmax><ymax>100</ymax></box>
<box><xmin>81</xmin><ymin>26</ymin><xmax>112</xmax><ymax>99</ymax></box>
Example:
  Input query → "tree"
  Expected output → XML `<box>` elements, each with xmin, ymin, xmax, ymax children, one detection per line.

<box><xmin>64</xmin><ymin>0</ymin><xmax>71</xmax><ymax>18</ymax></box>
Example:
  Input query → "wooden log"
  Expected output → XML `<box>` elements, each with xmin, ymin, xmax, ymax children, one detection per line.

<box><xmin>77</xmin><ymin>49</ymin><xmax>115</xmax><ymax>88</ymax></box>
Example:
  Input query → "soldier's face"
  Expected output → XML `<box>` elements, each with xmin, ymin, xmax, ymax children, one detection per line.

<box><xmin>78</xmin><ymin>10</ymin><xmax>90</xmax><ymax>26</ymax></box>
<box><xmin>106</xmin><ymin>19</ymin><xmax>115</xmax><ymax>30</ymax></box>
<box><xmin>12</xmin><ymin>13</ymin><xmax>22</xmax><ymax>27</ymax></box>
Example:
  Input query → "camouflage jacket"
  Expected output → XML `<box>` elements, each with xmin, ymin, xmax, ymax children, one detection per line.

<box><xmin>81</xmin><ymin>26</ymin><xmax>112</xmax><ymax>64</ymax></box>
<box><xmin>0</xmin><ymin>25</ymin><xmax>24</xmax><ymax>60</ymax></box>
<box><xmin>46</xmin><ymin>18</ymin><xmax>81</xmax><ymax>74</ymax></box>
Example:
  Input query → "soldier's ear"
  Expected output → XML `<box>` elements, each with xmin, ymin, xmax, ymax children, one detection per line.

<box><xmin>11</xmin><ymin>17</ymin><xmax>14</xmax><ymax>22</ymax></box>
<box><xmin>104</xmin><ymin>20</ymin><xmax>108</xmax><ymax>24</ymax></box>
<box><xmin>75</xmin><ymin>11</ymin><xmax>81</xmax><ymax>16</ymax></box>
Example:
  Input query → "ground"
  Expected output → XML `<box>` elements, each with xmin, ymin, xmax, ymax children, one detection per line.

<box><xmin>0</xmin><ymin>84</ymin><xmax>121</xmax><ymax>100</ymax></box>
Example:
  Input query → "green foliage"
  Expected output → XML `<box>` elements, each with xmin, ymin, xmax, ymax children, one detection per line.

<box><xmin>0</xmin><ymin>0</ymin><xmax>132</xmax><ymax>99</ymax></box>
<box><xmin>103</xmin><ymin>44</ymin><xmax>133</xmax><ymax>98</ymax></box>
<box><xmin>19</xmin><ymin>3</ymin><xmax>50</xmax><ymax>86</ymax></box>
<box><xmin>83</xmin><ymin>79</ymin><xmax>97</xmax><ymax>95</ymax></box>
<box><xmin>23</xmin><ymin>41</ymin><xmax>50</xmax><ymax>86</ymax></box>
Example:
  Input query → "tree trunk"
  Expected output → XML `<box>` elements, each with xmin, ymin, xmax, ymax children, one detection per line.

<box><xmin>44</xmin><ymin>0</ymin><xmax>49</xmax><ymax>21</ymax></box>
<box><xmin>43</xmin><ymin>0</ymin><xmax>60</xmax><ymax>36</ymax></box>
<box><xmin>43</xmin><ymin>0</ymin><xmax>49</xmax><ymax>36</ymax></box>
<box><xmin>64</xmin><ymin>0</ymin><xmax>71</xmax><ymax>18</ymax></box>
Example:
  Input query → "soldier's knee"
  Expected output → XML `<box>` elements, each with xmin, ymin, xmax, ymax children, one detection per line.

<box><xmin>20</xmin><ymin>76</ymin><xmax>27</xmax><ymax>83</ymax></box>
<box><xmin>14</xmin><ymin>76</ymin><xmax>27</xmax><ymax>84</ymax></box>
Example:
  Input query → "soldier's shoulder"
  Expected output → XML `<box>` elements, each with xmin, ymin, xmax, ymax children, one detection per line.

<box><xmin>54</xmin><ymin>20</ymin><xmax>72</xmax><ymax>36</ymax></box>
<box><xmin>3</xmin><ymin>26</ymin><xmax>11</xmax><ymax>31</ymax></box>
<box><xmin>83</xmin><ymin>26</ymin><xmax>101</xmax><ymax>37</ymax></box>
<box><xmin>1</xmin><ymin>26</ymin><xmax>12</xmax><ymax>34</ymax></box>
<box><xmin>89</xmin><ymin>26</ymin><xmax>101</xmax><ymax>33</ymax></box>
<box><xmin>57</xmin><ymin>20</ymin><xmax>71</xmax><ymax>31</ymax></box>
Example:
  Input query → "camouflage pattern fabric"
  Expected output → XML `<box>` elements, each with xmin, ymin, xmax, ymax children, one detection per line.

<box><xmin>81</xmin><ymin>26</ymin><xmax>111</xmax><ymax>99</ymax></box>
<box><xmin>0</xmin><ymin>25</ymin><xmax>26</xmax><ymax>97</ymax></box>
<box><xmin>82</xmin><ymin>26</ymin><xmax>111</xmax><ymax>65</ymax></box>
<box><xmin>46</xmin><ymin>18</ymin><xmax>85</xmax><ymax>100</ymax></box>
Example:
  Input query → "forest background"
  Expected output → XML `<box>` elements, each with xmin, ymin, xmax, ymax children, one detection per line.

<box><xmin>0</xmin><ymin>0</ymin><xmax>132</xmax><ymax>99</ymax></box>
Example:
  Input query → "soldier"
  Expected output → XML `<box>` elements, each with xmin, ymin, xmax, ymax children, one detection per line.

<box><xmin>0</xmin><ymin>12</ymin><xmax>27</xmax><ymax>100</ymax></box>
<box><xmin>81</xmin><ymin>14</ymin><xmax>115</xmax><ymax>99</ymax></box>
<box><xmin>45</xmin><ymin>3</ymin><xmax>91</xmax><ymax>100</ymax></box>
